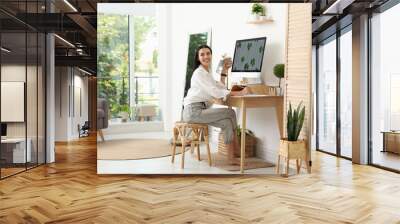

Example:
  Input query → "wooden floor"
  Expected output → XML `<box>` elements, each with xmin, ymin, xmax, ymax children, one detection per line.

<box><xmin>372</xmin><ymin>150</ymin><xmax>400</xmax><ymax>171</ymax></box>
<box><xmin>1</xmin><ymin>136</ymin><xmax>400</xmax><ymax>223</ymax></box>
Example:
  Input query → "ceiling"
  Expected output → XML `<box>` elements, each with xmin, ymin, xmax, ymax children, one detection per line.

<box><xmin>311</xmin><ymin>0</ymin><xmax>391</xmax><ymax>43</ymax></box>
<box><xmin>1</xmin><ymin>0</ymin><xmax>98</xmax><ymax>74</ymax></box>
<box><xmin>0</xmin><ymin>0</ymin><xmax>395</xmax><ymax>74</ymax></box>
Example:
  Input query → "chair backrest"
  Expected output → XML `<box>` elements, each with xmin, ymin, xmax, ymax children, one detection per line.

<box><xmin>82</xmin><ymin>121</ymin><xmax>90</xmax><ymax>130</ymax></box>
<box><xmin>97</xmin><ymin>98</ymin><xmax>108</xmax><ymax>111</ymax></box>
<box><xmin>97</xmin><ymin>98</ymin><xmax>109</xmax><ymax>129</ymax></box>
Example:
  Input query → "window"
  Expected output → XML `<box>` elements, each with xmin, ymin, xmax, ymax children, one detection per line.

<box><xmin>0</xmin><ymin>2</ymin><xmax>46</xmax><ymax>179</ymax></box>
<box><xmin>370</xmin><ymin>3</ymin><xmax>400</xmax><ymax>171</ymax></box>
<box><xmin>316</xmin><ymin>25</ymin><xmax>353</xmax><ymax>159</ymax></box>
<box><xmin>97</xmin><ymin>14</ymin><xmax>129</xmax><ymax>119</ymax></box>
<box><xmin>317</xmin><ymin>36</ymin><xmax>337</xmax><ymax>155</ymax></box>
<box><xmin>339</xmin><ymin>28</ymin><xmax>352</xmax><ymax>158</ymax></box>
<box><xmin>390</xmin><ymin>74</ymin><xmax>400</xmax><ymax>130</ymax></box>
<box><xmin>130</xmin><ymin>16</ymin><xmax>160</xmax><ymax>122</ymax></box>
<box><xmin>98</xmin><ymin>14</ymin><xmax>160</xmax><ymax>122</ymax></box>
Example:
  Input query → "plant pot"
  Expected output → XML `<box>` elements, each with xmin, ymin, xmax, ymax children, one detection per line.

<box><xmin>218</xmin><ymin>133</ymin><xmax>256</xmax><ymax>158</ymax></box>
<box><xmin>279</xmin><ymin>139</ymin><xmax>306</xmax><ymax>159</ymax></box>
<box><xmin>276</xmin><ymin>87</ymin><xmax>283</xmax><ymax>96</ymax></box>
<box><xmin>252</xmin><ymin>14</ymin><xmax>260</xmax><ymax>21</ymax></box>
<box><xmin>120</xmin><ymin>112</ymin><xmax>129</xmax><ymax>122</ymax></box>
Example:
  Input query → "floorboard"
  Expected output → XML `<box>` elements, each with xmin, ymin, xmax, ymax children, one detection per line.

<box><xmin>1</xmin><ymin>135</ymin><xmax>400</xmax><ymax>223</ymax></box>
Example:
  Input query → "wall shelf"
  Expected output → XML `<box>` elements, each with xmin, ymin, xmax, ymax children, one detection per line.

<box><xmin>246</xmin><ymin>18</ymin><xmax>274</xmax><ymax>24</ymax></box>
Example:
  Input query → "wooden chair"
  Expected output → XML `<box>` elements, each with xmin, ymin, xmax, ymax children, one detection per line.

<box><xmin>276</xmin><ymin>140</ymin><xmax>310</xmax><ymax>176</ymax></box>
<box><xmin>171</xmin><ymin>122</ymin><xmax>212</xmax><ymax>169</ymax></box>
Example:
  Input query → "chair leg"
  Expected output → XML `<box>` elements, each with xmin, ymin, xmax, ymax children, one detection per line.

<box><xmin>190</xmin><ymin>142</ymin><xmax>195</xmax><ymax>154</ymax></box>
<box><xmin>204</xmin><ymin>129</ymin><xmax>212</xmax><ymax>166</ymax></box>
<box><xmin>196</xmin><ymin>143</ymin><xmax>201</xmax><ymax>161</ymax></box>
<box><xmin>177</xmin><ymin>126</ymin><xmax>186</xmax><ymax>169</ymax></box>
<box><xmin>171</xmin><ymin>128</ymin><xmax>178</xmax><ymax>163</ymax></box>
<box><xmin>171</xmin><ymin>142</ymin><xmax>177</xmax><ymax>163</ymax></box>
<box><xmin>191</xmin><ymin>128</ymin><xmax>201</xmax><ymax>161</ymax></box>
<box><xmin>276</xmin><ymin>155</ymin><xmax>280</xmax><ymax>174</ymax></box>
<box><xmin>180</xmin><ymin>138</ymin><xmax>186</xmax><ymax>169</ymax></box>
<box><xmin>190</xmin><ymin>128</ymin><xmax>196</xmax><ymax>154</ymax></box>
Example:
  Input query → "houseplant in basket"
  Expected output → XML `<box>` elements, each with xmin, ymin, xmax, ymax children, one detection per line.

<box><xmin>278</xmin><ymin>102</ymin><xmax>307</xmax><ymax>175</ymax></box>
<box><xmin>218</xmin><ymin>126</ymin><xmax>256</xmax><ymax>158</ymax></box>
<box><xmin>236</xmin><ymin>126</ymin><xmax>256</xmax><ymax>157</ymax></box>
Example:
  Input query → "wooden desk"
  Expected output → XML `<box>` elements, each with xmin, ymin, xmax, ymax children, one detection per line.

<box><xmin>1</xmin><ymin>138</ymin><xmax>32</xmax><ymax>164</ymax></box>
<box><xmin>219</xmin><ymin>95</ymin><xmax>284</xmax><ymax>173</ymax></box>
<box><xmin>381</xmin><ymin>131</ymin><xmax>400</xmax><ymax>154</ymax></box>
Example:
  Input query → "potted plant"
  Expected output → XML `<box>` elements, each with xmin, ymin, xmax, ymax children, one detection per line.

<box><xmin>119</xmin><ymin>104</ymin><xmax>130</xmax><ymax>122</ymax></box>
<box><xmin>217</xmin><ymin>126</ymin><xmax>256</xmax><ymax>158</ymax></box>
<box><xmin>251</xmin><ymin>3</ymin><xmax>266</xmax><ymax>21</ymax></box>
<box><xmin>235</xmin><ymin>126</ymin><xmax>256</xmax><ymax>157</ymax></box>
<box><xmin>279</xmin><ymin>102</ymin><xmax>306</xmax><ymax>174</ymax></box>
<box><xmin>286</xmin><ymin>102</ymin><xmax>305</xmax><ymax>142</ymax></box>
<box><xmin>273</xmin><ymin>64</ymin><xmax>285</xmax><ymax>95</ymax></box>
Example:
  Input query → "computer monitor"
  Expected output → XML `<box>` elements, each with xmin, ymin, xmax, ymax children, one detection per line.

<box><xmin>1</xmin><ymin>123</ymin><xmax>6</xmax><ymax>138</ymax></box>
<box><xmin>231</xmin><ymin>37</ymin><xmax>266</xmax><ymax>82</ymax></box>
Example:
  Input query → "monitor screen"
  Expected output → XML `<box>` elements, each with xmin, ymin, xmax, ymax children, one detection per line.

<box><xmin>231</xmin><ymin>37</ymin><xmax>266</xmax><ymax>72</ymax></box>
<box><xmin>1</xmin><ymin>123</ymin><xmax>6</xmax><ymax>137</ymax></box>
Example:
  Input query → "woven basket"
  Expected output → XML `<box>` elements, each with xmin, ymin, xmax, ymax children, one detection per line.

<box><xmin>218</xmin><ymin>133</ymin><xmax>256</xmax><ymax>158</ymax></box>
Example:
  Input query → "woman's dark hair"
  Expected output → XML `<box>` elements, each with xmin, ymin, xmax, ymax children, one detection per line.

<box><xmin>194</xmin><ymin>45</ymin><xmax>212</xmax><ymax>69</ymax></box>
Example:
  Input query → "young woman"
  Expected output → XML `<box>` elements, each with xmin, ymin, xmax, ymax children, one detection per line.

<box><xmin>182</xmin><ymin>45</ymin><xmax>251</xmax><ymax>162</ymax></box>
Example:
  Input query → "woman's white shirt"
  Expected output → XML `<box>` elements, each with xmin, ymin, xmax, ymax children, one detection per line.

<box><xmin>183</xmin><ymin>65</ymin><xmax>230</xmax><ymax>106</ymax></box>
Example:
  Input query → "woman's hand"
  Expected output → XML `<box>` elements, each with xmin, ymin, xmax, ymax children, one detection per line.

<box><xmin>222</xmin><ymin>57</ymin><xmax>232</xmax><ymax>74</ymax></box>
<box><xmin>241</xmin><ymin>87</ymin><xmax>252</xmax><ymax>95</ymax></box>
<box><xmin>230</xmin><ymin>87</ymin><xmax>252</xmax><ymax>96</ymax></box>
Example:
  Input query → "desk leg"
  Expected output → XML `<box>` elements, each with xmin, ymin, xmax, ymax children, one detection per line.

<box><xmin>275</xmin><ymin>100</ymin><xmax>284</xmax><ymax>138</ymax></box>
<box><xmin>240</xmin><ymin>101</ymin><xmax>246</xmax><ymax>174</ymax></box>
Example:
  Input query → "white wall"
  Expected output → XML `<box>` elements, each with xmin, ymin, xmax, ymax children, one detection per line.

<box><xmin>2</xmin><ymin>63</ymin><xmax>47</xmax><ymax>163</ymax></box>
<box><xmin>161</xmin><ymin>3</ymin><xmax>287</xmax><ymax>162</ymax></box>
<box><xmin>55</xmin><ymin>67</ymin><xmax>69</xmax><ymax>141</ymax></box>
<box><xmin>73</xmin><ymin>74</ymin><xmax>89</xmax><ymax>137</ymax></box>
<box><xmin>157</xmin><ymin>4</ymin><xmax>173</xmax><ymax>131</ymax></box>
<box><xmin>1</xmin><ymin>65</ymin><xmax>26</xmax><ymax>139</ymax></box>
<box><xmin>55</xmin><ymin>67</ymin><xmax>89</xmax><ymax>141</ymax></box>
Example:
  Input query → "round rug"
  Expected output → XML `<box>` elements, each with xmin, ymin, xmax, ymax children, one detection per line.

<box><xmin>97</xmin><ymin>139</ymin><xmax>187</xmax><ymax>160</ymax></box>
